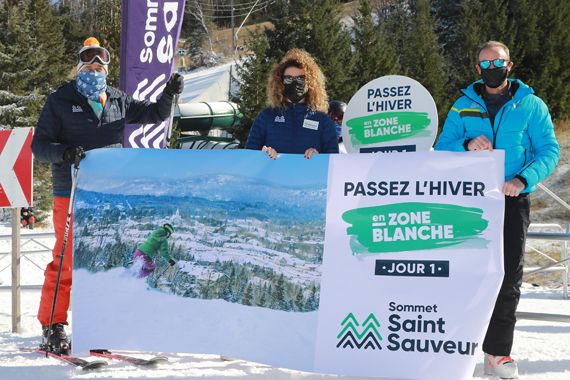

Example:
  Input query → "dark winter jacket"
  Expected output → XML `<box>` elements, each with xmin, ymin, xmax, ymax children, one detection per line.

<box><xmin>137</xmin><ymin>227</ymin><xmax>172</xmax><ymax>261</ymax></box>
<box><xmin>32</xmin><ymin>81</ymin><xmax>174</xmax><ymax>197</ymax></box>
<box><xmin>435</xmin><ymin>79</ymin><xmax>559</xmax><ymax>193</ymax></box>
<box><xmin>245</xmin><ymin>103</ymin><xmax>339</xmax><ymax>154</ymax></box>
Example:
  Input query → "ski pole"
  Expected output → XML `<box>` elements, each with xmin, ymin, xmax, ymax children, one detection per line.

<box><xmin>155</xmin><ymin>264</ymin><xmax>171</xmax><ymax>282</ymax></box>
<box><xmin>46</xmin><ymin>156</ymin><xmax>81</xmax><ymax>356</ymax></box>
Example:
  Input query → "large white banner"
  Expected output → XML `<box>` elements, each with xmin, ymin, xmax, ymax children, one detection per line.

<box><xmin>72</xmin><ymin>149</ymin><xmax>504</xmax><ymax>379</ymax></box>
<box><xmin>315</xmin><ymin>151</ymin><xmax>505</xmax><ymax>379</ymax></box>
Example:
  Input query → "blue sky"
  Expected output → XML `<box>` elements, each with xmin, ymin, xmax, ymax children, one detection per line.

<box><xmin>80</xmin><ymin>148</ymin><xmax>330</xmax><ymax>188</ymax></box>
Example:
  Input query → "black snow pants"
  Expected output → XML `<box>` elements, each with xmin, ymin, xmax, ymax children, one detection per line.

<box><xmin>483</xmin><ymin>194</ymin><xmax>531</xmax><ymax>356</ymax></box>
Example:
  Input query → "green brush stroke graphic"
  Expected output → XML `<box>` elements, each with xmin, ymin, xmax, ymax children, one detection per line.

<box><xmin>342</xmin><ymin>202</ymin><xmax>489</xmax><ymax>255</ymax></box>
<box><xmin>346</xmin><ymin>112</ymin><xmax>431</xmax><ymax>147</ymax></box>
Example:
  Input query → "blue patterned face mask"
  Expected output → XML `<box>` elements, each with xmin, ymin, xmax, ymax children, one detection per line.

<box><xmin>75</xmin><ymin>71</ymin><xmax>107</xmax><ymax>101</ymax></box>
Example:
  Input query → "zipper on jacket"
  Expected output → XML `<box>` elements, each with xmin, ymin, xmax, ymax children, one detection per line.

<box><xmin>461</xmin><ymin>89</ymin><xmax>509</xmax><ymax>149</ymax></box>
<box><xmin>492</xmin><ymin>107</ymin><xmax>506</xmax><ymax>148</ymax></box>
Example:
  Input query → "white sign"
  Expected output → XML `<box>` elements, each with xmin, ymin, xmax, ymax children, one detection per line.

<box><xmin>0</xmin><ymin>128</ymin><xmax>33</xmax><ymax>208</ymax></box>
<box><xmin>342</xmin><ymin>75</ymin><xmax>438</xmax><ymax>153</ymax></box>
<box><xmin>315</xmin><ymin>151</ymin><xmax>505</xmax><ymax>379</ymax></box>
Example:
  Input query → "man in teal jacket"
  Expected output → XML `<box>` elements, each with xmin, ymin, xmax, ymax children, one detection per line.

<box><xmin>133</xmin><ymin>224</ymin><xmax>176</xmax><ymax>278</ymax></box>
<box><xmin>435</xmin><ymin>41</ymin><xmax>559</xmax><ymax>379</ymax></box>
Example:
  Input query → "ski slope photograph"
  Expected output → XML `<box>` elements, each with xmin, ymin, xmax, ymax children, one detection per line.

<box><xmin>1</xmin><ymin>0</ymin><xmax>570</xmax><ymax>379</ymax></box>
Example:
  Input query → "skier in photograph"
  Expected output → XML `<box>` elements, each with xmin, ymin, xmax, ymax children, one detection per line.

<box><xmin>32</xmin><ymin>37</ymin><xmax>184</xmax><ymax>355</ymax></box>
<box><xmin>245</xmin><ymin>49</ymin><xmax>339</xmax><ymax>159</ymax></box>
<box><xmin>132</xmin><ymin>223</ymin><xmax>177</xmax><ymax>278</ymax></box>
<box><xmin>434</xmin><ymin>41</ymin><xmax>559</xmax><ymax>379</ymax></box>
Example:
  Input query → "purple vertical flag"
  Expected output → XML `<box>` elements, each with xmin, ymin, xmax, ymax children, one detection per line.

<box><xmin>120</xmin><ymin>0</ymin><xmax>186</xmax><ymax>148</ymax></box>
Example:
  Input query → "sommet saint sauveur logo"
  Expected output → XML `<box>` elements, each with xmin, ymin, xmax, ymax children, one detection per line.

<box><xmin>337</xmin><ymin>304</ymin><xmax>478</xmax><ymax>356</ymax></box>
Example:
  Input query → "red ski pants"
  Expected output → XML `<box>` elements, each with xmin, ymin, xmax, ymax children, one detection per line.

<box><xmin>37</xmin><ymin>196</ymin><xmax>73</xmax><ymax>326</ymax></box>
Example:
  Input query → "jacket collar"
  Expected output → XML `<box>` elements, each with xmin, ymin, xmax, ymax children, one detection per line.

<box><xmin>463</xmin><ymin>78</ymin><xmax>534</xmax><ymax>102</ymax></box>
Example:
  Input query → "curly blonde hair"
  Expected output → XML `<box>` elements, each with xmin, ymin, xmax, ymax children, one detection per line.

<box><xmin>267</xmin><ymin>49</ymin><xmax>329</xmax><ymax>113</ymax></box>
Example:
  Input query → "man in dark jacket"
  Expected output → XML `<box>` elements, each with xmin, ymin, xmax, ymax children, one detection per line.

<box><xmin>32</xmin><ymin>37</ymin><xmax>184</xmax><ymax>355</ymax></box>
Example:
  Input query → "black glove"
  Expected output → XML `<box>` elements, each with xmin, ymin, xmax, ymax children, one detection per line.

<box><xmin>168</xmin><ymin>259</ymin><xmax>176</xmax><ymax>266</ymax></box>
<box><xmin>164</xmin><ymin>73</ymin><xmax>184</xmax><ymax>96</ymax></box>
<box><xmin>63</xmin><ymin>146</ymin><xmax>86</xmax><ymax>166</ymax></box>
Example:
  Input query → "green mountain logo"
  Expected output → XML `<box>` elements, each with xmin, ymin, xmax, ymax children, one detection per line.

<box><xmin>336</xmin><ymin>313</ymin><xmax>383</xmax><ymax>350</ymax></box>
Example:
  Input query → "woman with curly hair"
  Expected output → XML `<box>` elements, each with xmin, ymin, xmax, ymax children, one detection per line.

<box><xmin>245</xmin><ymin>49</ymin><xmax>339</xmax><ymax>159</ymax></box>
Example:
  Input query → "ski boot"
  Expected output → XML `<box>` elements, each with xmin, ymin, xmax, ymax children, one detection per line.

<box><xmin>484</xmin><ymin>353</ymin><xmax>518</xmax><ymax>379</ymax></box>
<box><xmin>41</xmin><ymin>323</ymin><xmax>71</xmax><ymax>355</ymax></box>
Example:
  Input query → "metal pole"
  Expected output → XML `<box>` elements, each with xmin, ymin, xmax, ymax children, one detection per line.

<box><xmin>11</xmin><ymin>207</ymin><xmax>21</xmax><ymax>333</ymax></box>
<box><xmin>229</xmin><ymin>0</ymin><xmax>235</xmax><ymax>101</ymax></box>
<box><xmin>562</xmin><ymin>223</ymin><xmax>570</xmax><ymax>299</ymax></box>
<box><xmin>231</xmin><ymin>0</ymin><xmax>235</xmax><ymax>55</ymax></box>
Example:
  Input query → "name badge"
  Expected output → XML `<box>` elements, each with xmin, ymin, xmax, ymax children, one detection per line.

<box><xmin>302</xmin><ymin>119</ymin><xmax>319</xmax><ymax>130</ymax></box>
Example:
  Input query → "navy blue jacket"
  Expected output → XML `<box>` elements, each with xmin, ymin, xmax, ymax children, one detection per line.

<box><xmin>245</xmin><ymin>104</ymin><xmax>339</xmax><ymax>154</ymax></box>
<box><xmin>32</xmin><ymin>81</ymin><xmax>174</xmax><ymax>196</ymax></box>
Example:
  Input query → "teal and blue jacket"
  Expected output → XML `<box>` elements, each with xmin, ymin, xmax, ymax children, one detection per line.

<box><xmin>434</xmin><ymin>79</ymin><xmax>559</xmax><ymax>193</ymax></box>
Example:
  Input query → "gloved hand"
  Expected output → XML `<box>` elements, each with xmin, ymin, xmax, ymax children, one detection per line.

<box><xmin>168</xmin><ymin>259</ymin><xmax>176</xmax><ymax>266</ymax></box>
<box><xmin>164</xmin><ymin>73</ymin><xmax>184</xmax><ymax>96</ymax></box>
<box><xmin>63</xmin><ymin>146</ymin><xmax>86</xmax><ymax>166</ymax></box>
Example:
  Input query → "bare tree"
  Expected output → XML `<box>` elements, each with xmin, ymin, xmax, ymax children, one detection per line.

<box><xmin>187</xmin><ymin>0</ymin><xmax>215</xmax><ymax>53</ymax></box>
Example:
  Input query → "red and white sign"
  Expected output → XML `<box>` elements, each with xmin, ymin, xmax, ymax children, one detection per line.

<box><xmin>0</xmin><ymin>128</ymin><xmax>33</xmax><ymax>208</ymax></box>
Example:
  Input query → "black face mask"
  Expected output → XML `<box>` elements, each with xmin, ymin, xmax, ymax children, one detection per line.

<box><xmin>284</xmin><ymin>82</ymin><xmax>306</xmax><ymax>103</ymax></box>
<box><xmin>480</xmin><ymin>67</ymin><xmax>509</xmax><ymax>88</ymax></box>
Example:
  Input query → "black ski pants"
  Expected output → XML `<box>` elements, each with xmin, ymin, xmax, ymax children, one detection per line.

<box><xmin>483</xmin><ymin>194</ymin><xmax>530</xmax><ymax>356</ymax></box>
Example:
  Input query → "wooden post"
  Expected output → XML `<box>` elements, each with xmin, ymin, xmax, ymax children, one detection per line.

<box><xmin>11</xmin><ymin>207</ymin><xmax>21</xmax><ymax>333</ymax></box>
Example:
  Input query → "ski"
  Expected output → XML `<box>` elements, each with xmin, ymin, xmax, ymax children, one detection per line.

<box><xmin>21</xmin><ymin>348</ymin><xmax>108</xmax><ymax>371</ymax></box>
<box><xmin>89</xmin><ymin>349</ymin><xmax>168</xmax><ymax>367</ymax></box>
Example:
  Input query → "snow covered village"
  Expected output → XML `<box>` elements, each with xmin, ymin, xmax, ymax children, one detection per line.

<box><xmin>1</xmin><ymin>1</ymin><xmax>569</xmax><ymax>379</ymax></box>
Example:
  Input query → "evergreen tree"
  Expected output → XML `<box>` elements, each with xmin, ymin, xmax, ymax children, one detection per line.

<box><xmin>0</xmin><ymin>3</ymin><xmax>40</xmax><ymax>92</ymax></box>
<box><xmin>258</xmin><ymin>287</ymin><xmax>267</xmax><ymax>307</ymax></box>
<box><xmin>302</xmin><ymin>0</ymin><xmax>354</xmax><ymax>100</ymax></box>
<box><xmin>266</xmin><ymin>0</ymin><xmax>354</xmax><ymax>100</ymax></box>
<box><xmin>484</xmin><ymin>0</ymin><xmax>513</xmax><ymax>46</ymax></box>
<box><xmin>383</xmin><ymin>1</ymin><xmax>410</xmax><ymax>70</ymax></box>
<box><xmin>351</xmin><ymin>0</ymin><xmax>400</xmax><ymax>90</ymax></box>
<box><xmin>57</xmin><ymin>3</ymin><xmax>89</xmax><ymax>69</ymax></box>
<box><xmin>271</xmin><ymin>274</ymin><xmax>286</xmax><ymax>310</ymax></box>
<box><xmin>520</xmin><ymin>0</ymin><xmax>570</xmax><ymax>120</ymax></box>
<box><xmin>432</xmin><ymin>0</ymin><xmax>462</xmax><ymax>48</ymax></box>
<box><xmin>242</xmin><ymin>283</ymin><xmax>253</xmax><ymax>306</ymax></box>
<box><xmin>449</xmin><ymin>0</ymin><xmax>486</xmax><ymax>91</ymax></box>
<box><xmin>25</xmin><ymin>0</ymin><xmax>67</xmax><ymax>92</ymax></box>
<box><xmin>92</xmin><ymin>0</ymin><xmax>122</xmax><ymax>86</ymax></box>
<box><xmin>305</xmin><ymin>284</ymin><xmax>318</xmax><ymax>311</ymax></box>
<box><xmin>294</xmin><ymin>287</ymin><xmax>304</xmax><ymax>311</ymax></box>
<box><xmin>404</xmin><ymin>0</ymin><xmax>448</xmax><ymax>124</ymax></box>
<box><xmin>234</xmin><ymin>31</ymin><xmax>274</xmax><ymax>146</ymax></box>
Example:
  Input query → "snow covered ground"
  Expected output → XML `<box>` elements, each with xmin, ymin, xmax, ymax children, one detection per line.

<box><xmin>0</xmin><ymin>223</ymin><xmax>569</xmax><ymax>379</ymax></box>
